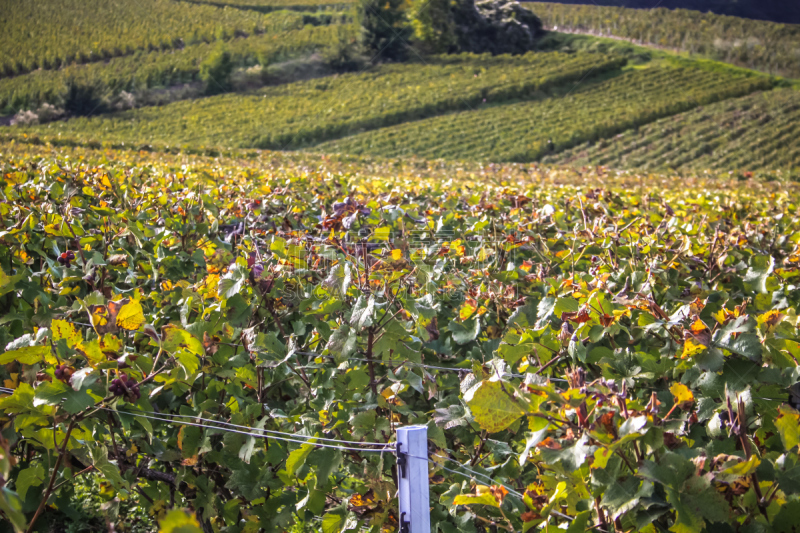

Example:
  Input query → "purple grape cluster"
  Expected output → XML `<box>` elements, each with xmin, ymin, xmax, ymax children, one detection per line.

<box><xmin>54</xmin><ymin>364</ymin><xmax>73</xmax><ymax>383</ymax></box>
<box><xmin>57</xmin><ymin>251</ymin><xmax>75</xmax><ymax>267</ymax></box>
<box><xmin>109</xmin><ymin>373</ymin><xmax>140</xmax><ymax>401</ymax></box>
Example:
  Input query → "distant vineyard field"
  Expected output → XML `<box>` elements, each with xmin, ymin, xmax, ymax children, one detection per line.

<box><xmin>0</xmin><ymin>24</ymin><xmax>349</xmax><ymax>113</ymax></box>
<box><xmin>529</xmin><ymin>2</ymin><xmax>800</xmax><ymax>78</ymax></box>
<box><xmin>312</xmin><ymin>65</ymin><xmax>773</xmax><ymax>162</ymax></box>
<box><xmin>10</xmin><ymin>52</ymin><xmax>623</xmax><ymax>150</ymax></box>
<box><xmin>543</xmin><ymin>88</ymin><xmax>800</xmax><ymax>171</ymax></box>
<box><xmin>523</xmin><ymin>0</ymin><xmax>800</xmax><ymax>24</ymax></box>
<box><xmin>0</xmin><ymin>0</ymin><xmax>324</xmax><ymax>78</ymax></box>
<box><xmin>183</xmin><ymin>0</ymin><xmax>356</xmax><ymax>9</ymax></box>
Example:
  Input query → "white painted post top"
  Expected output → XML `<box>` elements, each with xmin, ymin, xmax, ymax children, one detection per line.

<box><xmin>397</xmin><ymin>425</ymin><xmax>431</xmax><ymax>533</ymax></box>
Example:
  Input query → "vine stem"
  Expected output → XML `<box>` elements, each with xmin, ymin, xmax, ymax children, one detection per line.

<box><xmin>473</xmin><ymin>514</ymin><xmax>513</xmax><ymax>532</ymax></box>
<box><xmin>266</xmin><ymin>301</ymin><xmax>309</xmax><ymax>388</ymax></box>
<box><xmin>594</xmin><ymin>496</ymin><xmax>608</xmax><ymax>533</ymax></box>
<box><xmin>366</xmin><ymin>328</ymin><xmax>378</xmax><ymax>397</ymax></box>
<box><xmin>25</xmin><ymin>419</ymin><xmax>77</xmax><ymax>533</ymax></box>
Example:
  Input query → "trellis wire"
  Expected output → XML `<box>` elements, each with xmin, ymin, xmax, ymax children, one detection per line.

<box><xmin>105</xmin><ymin>405</ymin><xmax>393</xmax><ymax>447</ymax></box>
<box><xmin>295</xmin><ymin>351</ymin><xmax>570</xmax><ymax>382</ymax></box>
<box><xmin>97</xmin><ymin>406</ymin><xmax>394</xmax><ymax>453</ymax></box>
<box><xmin>408</xmin><ymin>452</ymin><xmax>597</xmax><ymax>529</ymax></box>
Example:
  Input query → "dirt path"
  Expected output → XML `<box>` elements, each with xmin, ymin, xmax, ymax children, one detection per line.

<box><xmin>545</xmin><ymin>26</ymin><xmax>684</xmax><ymax>55</ymax></box>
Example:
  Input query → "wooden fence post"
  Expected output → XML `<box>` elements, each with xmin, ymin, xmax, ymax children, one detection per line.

<box><xmin>396</xmin><ymin>425</ymin><xmax>431</xmax><ymax>533</ymax></box>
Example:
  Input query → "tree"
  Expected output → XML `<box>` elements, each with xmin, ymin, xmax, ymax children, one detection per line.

<box><xmin>409</xmin><ymin>0</ymin><xmax>544</xmax><ymax>56</ymax></box>
<box><xmin>356</xmin><ymin>0</ymin><xmax>412</xmax><ymax>62</ymax></box>
<box><xmin>199</xmin><ymin>46</ymin><xmax>234</xmax><ymax>95</ymax></box>
<box><xmin>62</xmin><ymin>78</ymin><xmax>108</xmax><ymax>116</ymax></box>
<box><xmin>409</xmin><ymin>0</ymin><xmax>458</xmax><ymax>54</ymax></box>
<box><xmin>323</xmin><ymin>25</ymin><xmax>366</xmax><ymax>72</ymax></box>
<box><xmin>453</xmin><ymin>0</ymin><xmax>544</xmax><ymax>54</ymax></box>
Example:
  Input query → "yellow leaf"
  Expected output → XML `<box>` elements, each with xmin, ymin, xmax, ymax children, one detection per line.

<box><xmin>719</xmin><ymin>456</ymin><xmax>760</xmax><ymax>479</ymax></box>
<box><xmin>757</xmin><ymin>309</ymin><xmax>784</xmax><ymax>332</ymax></box>
<box><xmin>3</xmin><ymin>373</ymin><xmax>19</xmax><ymax>390</ymax></box>
<box><xmin>178</xmin><ymin>426</ymin><xmax>187</xmax><ymax>451</ymax></box>
<box><xmin>592</xmin><ymin>447</ymin><xmax>613</xmax><ymax>469</ymax></box>
<box><xmin>0</xmin><ymin>345</ymin><xmax>50</xmax><ymax>365</ymax></box>
<box><xmin>390</xmin><ymin>249</ymin><xmax>403</xmax><ymax>261</ymax></box>
<box><xmin>689</xmin><ymin>318</ymin><xmax>709</xmax><ymax>335</ymax></box>
<box><xmin>158</xmin><ymin>510</ymin><xmax>203</xmax><ymax>533</ymax></box>
<box><xmin>466</xmin><ymin>380</ymin><xmax>526</xmax><ymax>433</ymax></box>
<box><xmin>116</xmin><ymin>300</ymin><xmax>145</xmax><ymax>331</ymax></box>
<box><xmin>452</xmin><ymin>492</ymin><xmax>500</xmax><ymax>508</ymax></box>
<box><xmin>319</xmin><ymin>409</ymin><xmax>330</xmax><ymax>425</ymax></box>
<box><xmin>76</xmin><ymin>339</ymin><xmax>106</xmax><ymax>366</ymax></box>
<box><xmin>681</xmin><ymin>338</ymin><xmax>706</xmax><ymax>359</ymax></box>
<box><xmin>460</xmin><ymin>298</ymin><xmax>477</xmax><ymax>321</ymax></box>
<box><xmin>712</xmin><ymin>308</ymin><xmax>728</xmax><ymax>324</ymax></box>
<box><xmin>51</xmin><ymin>319</ymin><xmax>82</xmax><ymax>349</ymax></box>
<box><xmin>670</xmin><ymin>382</ymin><xmax>694</xmax><ymax>405</ymax></box>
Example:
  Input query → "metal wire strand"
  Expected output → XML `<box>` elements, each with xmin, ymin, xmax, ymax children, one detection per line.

<box><xmin>112</xmin><ymin>406</ymin><xmax>393</xmax><ymax>447</ymax></box>
<box><xmin>297</xmin><ymin>352</ymin><xmax>570</xmax><ymax>382</ymax></box>
<box><xmin>404</xmin><ymin>452</ymin><xmax>523</xmax><ymax>499</ymax></box>
<box><xmin>99</xmin><ymin>407</ymin><xmax>394</xmax><ymax>453</ymax></box>
<box><xmin>406</xmin><ymin>453</ymin><xmax>603</xmax><ymax>528</ymax></box>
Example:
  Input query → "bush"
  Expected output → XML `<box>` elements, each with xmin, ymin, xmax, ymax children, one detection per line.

<box><xmin>356</xmin><ymin>0</ymin><xmax>411</xmax><ymax>62</ymax></box>
<box><xmin>409</xmin><ymin>0</ymin><xmax>458</xmax><ymax>54</ymax></box>
<box><xmin>323</xmin><ymin>26</ymin><xmax>365</xmax><ymax>72</ymax></box>
<box><xmin>10</xmin><ymin>109</ymin><xmax>39</xmax><ymax>126</ymax></box>
<box><xmin>114</xmin><ymin>91</ymin><xmax>137</xmax><ymax>111</ymax></box>
<box><xmin>199</xmin><ymin>47</ymin><xmax>234</xmax><ymax>95</ymax></box>
<box><xmin>453</xmin><ymin>0</ymin><xmax>544</xmax><ymax>54</ymax></box>
<box><xmin>409</xmin><ymin>0</ymin><xmax>544</xmax><ymax>55</ymax></box>
<box><xmin>62</xmin><ymin>78</ymin><xmax>108</xmax><ymax>116</ymax></box>
<box><xmin>10</xmin><ymin>103</ymin><xmax>64</xmax><ymax>126</ymax></box>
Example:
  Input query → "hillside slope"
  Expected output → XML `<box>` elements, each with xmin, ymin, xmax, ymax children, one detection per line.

<box><xmin>311</xmin><ymin>65</ymin><xmax>773</xmax><ymax>163</ymax></box>
<box><xmin>0</xmin><ymin>0</ymin><xmax>335</xmax><ymax>77</ymax></box>
<box><xmin>8</xmin><ymin>52</ymin><xmax>620</xmax><ymax>149</ymax></box>
<box><xmin>525</xmin><ymin>0</ymin><xmax>800</xmax><ymax>24</ymax></box>
<box><xmin>543</xmin><ymin>88</ymin><xmax>800</xmax><ymax>171</ymax></box>
<box><xmin>529</xmin><ymin>2</ymin><xmax>800</xmax><ymax>78</ymax></box>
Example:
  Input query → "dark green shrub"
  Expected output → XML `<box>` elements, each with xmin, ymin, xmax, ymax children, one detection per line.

<box><xmin>199</xmin><ymin>47</ymin><xmax>234</xmax><ymax>95</ymax></box>
<box><xmin>356</xmin><ymin>0</ymin><xmax>411</xmax><ymax>62</ymax></box>
<box><xmin>62</xmin><ymin>78</ymin><xmax>109</xmax><ymax>116</ymax></box>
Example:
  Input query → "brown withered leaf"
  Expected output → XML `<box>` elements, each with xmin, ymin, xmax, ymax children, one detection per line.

<box><xmin>108</xmin><ymin>254</ymin><xmax>128</xmax><ymax>266</ymax></box>
<box><xmin>598</xmin><ymin>411</ymin><xmax>617</xmax><ymax>438</ymax></box>
<box><xmin>537</xmin><ymin>437</ymin><xmax>561</xmax><ymax>450</ymax></box>
<box><xmin>685</xmin><ymin>316</ymin><xmax>711</xmax><ymax>346</ymax></box>
<box><xmin>203</xmin><ymin>331</ymin><xmax>220</xmax><ymax>356</ymax></box>
<box><xmin>87</xmin><ymin>299</ymin><xmax>130</xmax><ymax>335</ymax></box>
<box><xmin>489</xmin><ymin>485</ymin><xmax>508</xmax><ymax>503</ymax></box>
<box><xmin>425</xmin><ymin>317</ymin><xmax>439</xmax><ymax>341</ymax></box>
<box><xmin>598</xmin><ymin>313</ymin><xmax>615</xmax><ymax>327</ymax></box>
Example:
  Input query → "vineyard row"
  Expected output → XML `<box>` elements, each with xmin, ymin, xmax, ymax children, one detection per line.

<box><xmin>0</xmin><ymin>0</ymin><xmax>344</xmax><ymax>78</ymax></box>
<box><xmin>11</xmin><ymin>52</ymin><xmax>625</xmax><ymax>150</ymax></box>
<box><xmin>543</xmin><ymin>88</ymin><xmax>800</xmax><ymax>172</ymax></box>
<box><xmin>0</xmin><ymin>24</ymin><xmax>349</xmax><ymax>114</ymax></box>
<box><xmin>531</xmin><ymin>1</ymin><xmax>800</xmax><ymax>79</ymax></box>
<box><xmin>313</xmin><ymin>65</ymin><xmax>774</xmax><ymax>163</ymax></box>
